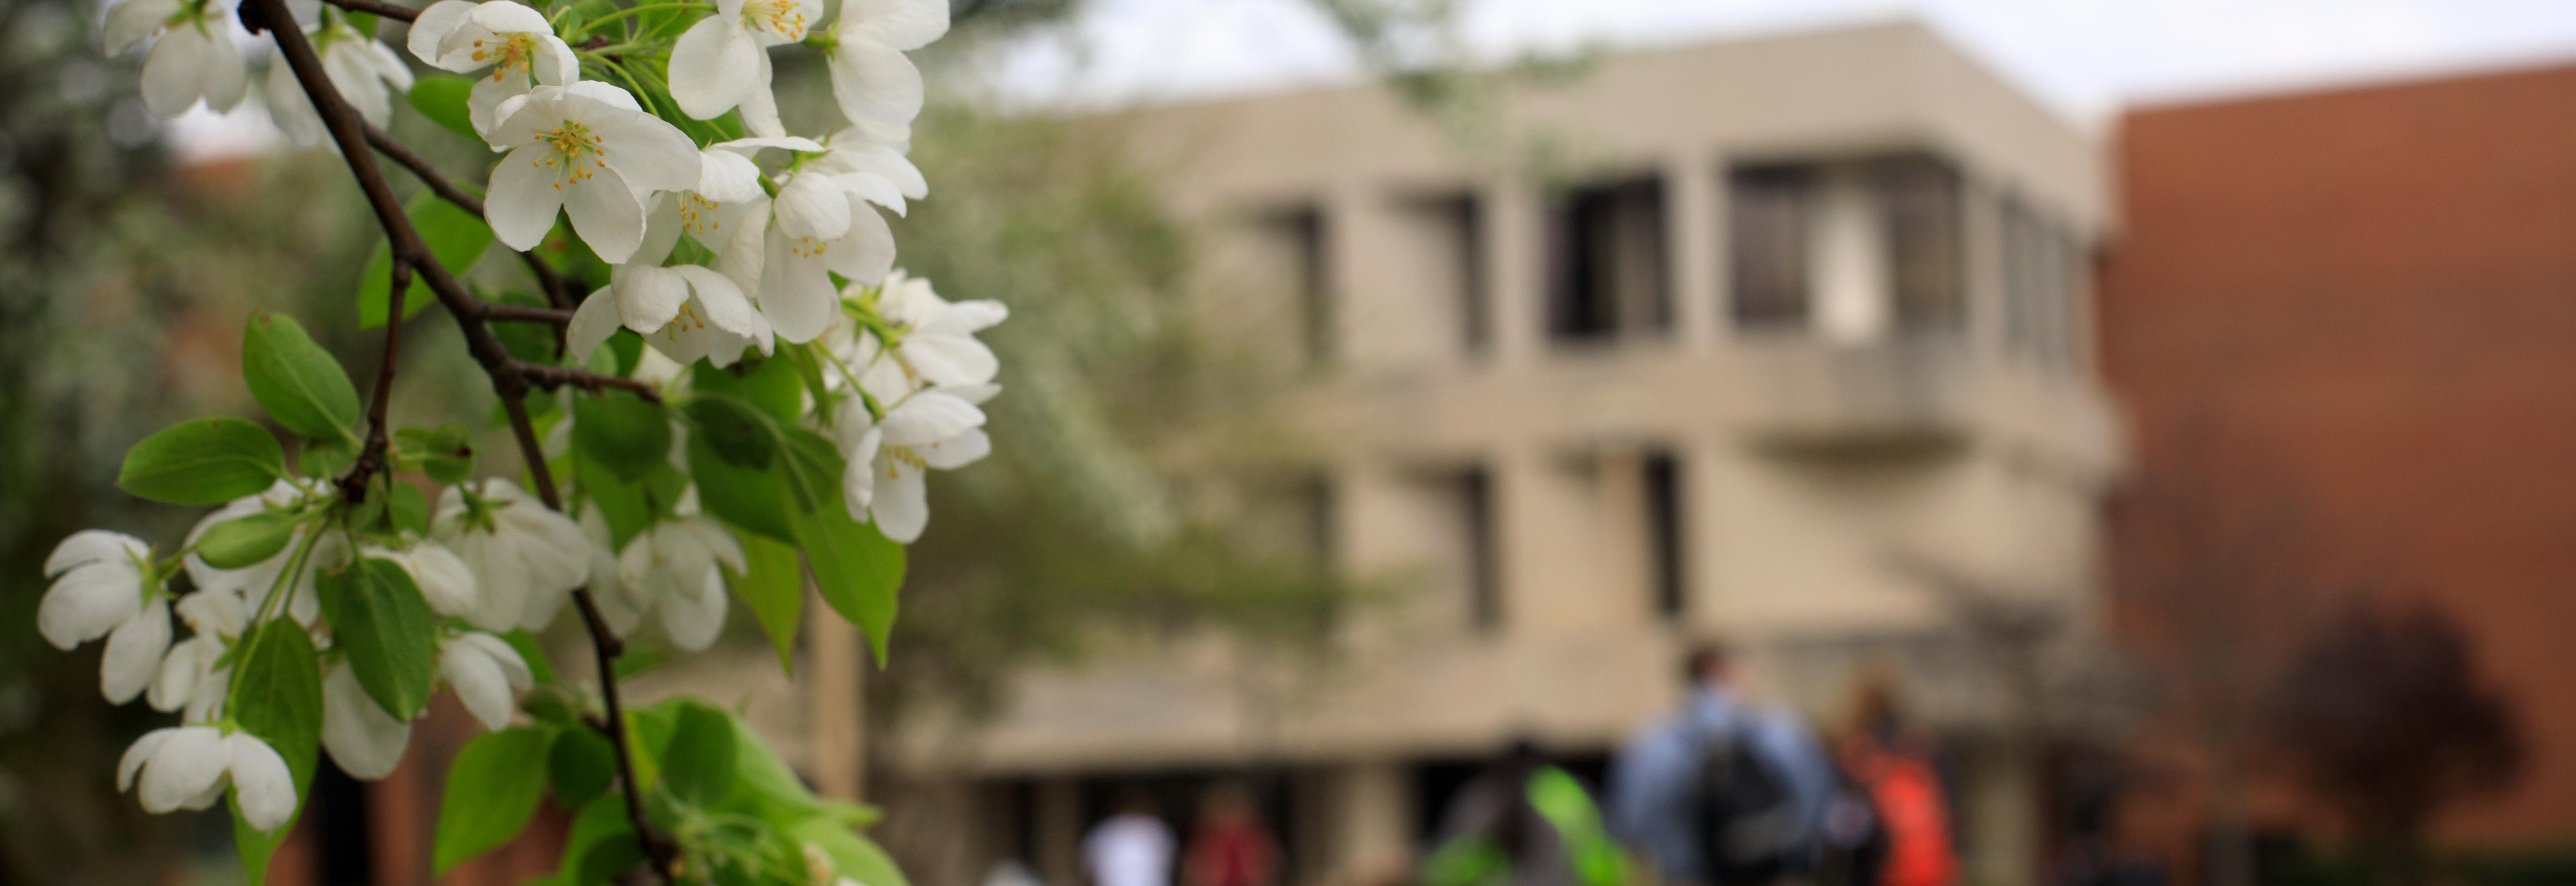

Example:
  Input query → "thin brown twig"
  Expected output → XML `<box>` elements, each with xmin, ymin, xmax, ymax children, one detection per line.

<box><xmin>484</xmin><ymin>303</ymin><xmax>574</xmax><ymax>325</ymax></box>
<box><xmin>250</xmin><ymin>1</ymin><xmax>671</xmax><ymax>878</ymax></box>
<box><xmin>515</xmin><ymin>361</ymin><xmax>662</xmax><ymax>400</ymax></box>
<box><xmin>320</xmin><ymin>0</ymin><xmax>418</xmax><ymax>21</ymax></box>
<box><xmin>335</xmin><ymin>256</ymin><xmax>412</xmax><ymax>503</ymax></box>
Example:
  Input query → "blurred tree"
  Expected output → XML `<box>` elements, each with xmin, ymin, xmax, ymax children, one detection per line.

<box><xmin>2266</xmin><ymin>600</ymin><xmax>2523</xmax><ymax>886</ymax></box>
<box><xmin>0</xmin><ymin>2</ymin><xmax>380</xmax><ymax>881</ymax></box>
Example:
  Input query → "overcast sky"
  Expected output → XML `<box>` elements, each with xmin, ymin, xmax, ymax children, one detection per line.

<box><xmin>993</xmin><ymin>0</ymin><xmax>2576</xmax><ymax>123</ymax></box>
<box><xmin>177</xmin><ymin>0</ymin><xmax>2576</xmax><ymax>155</ymax></box>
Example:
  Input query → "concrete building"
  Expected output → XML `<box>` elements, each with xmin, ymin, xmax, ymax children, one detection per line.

<box><xmin>877</xmin><ymin>21</ymin><xmax>2121</xmax><ymax>886</ymax></box>
<box><xmin>2100</xmin><ymin>61</ymin><xmax>2576</xmax><ymax>878</ymax></box>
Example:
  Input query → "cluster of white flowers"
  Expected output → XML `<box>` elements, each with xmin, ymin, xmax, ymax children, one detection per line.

<box><xmin>75</xmin><ymin>0</ymin><xmax>1008</xmax><ymax>838</ymax></box>
<box><xmin>41</xmin><ymin>479</ymin><xmax>550</xmax><ymax>825</ymax></box>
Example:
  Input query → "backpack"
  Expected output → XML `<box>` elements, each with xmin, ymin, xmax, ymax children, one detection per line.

<box><xmin>1688</xmin><ymin>725</ymin><xmax>1803</xmax><ymax>885</ymax></box>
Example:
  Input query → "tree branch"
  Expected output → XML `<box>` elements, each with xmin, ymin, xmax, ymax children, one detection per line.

<box><xmin>484</xmin><ymin>303</ymin><xmax>574</xmax><ymax>325</ymax></box>
<box><xmin>250</xmin><ymin>0</ymin><xmax>670</xmax><ymax>878</ymax></box>
<box><xmin>321</xmin><ymin>0</ymin><xmax>418</xmax><ymax>21</ymax></box>
<box><xmin>335</xmin><ymin>256</ymin><xmax>411</xmax><ymax>503</ymax></box>
<box><xmin>514</xmin><ymin>361</ymin><xmax>663</xmax><ymax>401</ymax></box>
<box><xmin>361</xmin><ymin>121</ymin><xmax>573</xmax><ymax>309</ymax></box>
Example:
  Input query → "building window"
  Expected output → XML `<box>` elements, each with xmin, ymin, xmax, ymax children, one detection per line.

<box><xmin>1459</xmin><ymin>467</ymin><xmax>1500</xmax><ymax>632</ymax></box>
<box><xmin>1879</xmin><ymin>157</ymin><xmax>1965</xmax><ymax>331</ymax></box>
<box><xmin>1644</xmin><ymin>453</ymin><xmax>1684</xmax><ymax>622</ymax></box>
<box><xmin>1256</xmin><ymin>206</ymin><xmax>1331</xmax><ymax>367</ymax></box>
<box><xmin>1302</xmin><ymin>473</ymin><xmax>1336</xmax><ymax>573</ymax></box>
<box><xmin>2002</xmin><ymin>194</ymin><xmax>2080</xmax><ymax>368</ymax></box>
<box><xmin>1547</xmin><ymin>177</ymin><xmax>1670</xmax><ymax>344</ymax></box>
<box><xmin>1729</xmin><ymin>164</ymin><xmax>1815</xmax><ymax>330</ymax></box>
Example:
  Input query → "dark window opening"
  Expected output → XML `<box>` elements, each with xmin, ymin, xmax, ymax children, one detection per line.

<box><xmin>1729</xmin><ymin>165</ymin><xmax>1816</xmax><ymax>330</ymax></box>
<box><xmin>1460</xmin><ymin>467</ymin><xmax>1500</xmax><ymax>633</ymax></box>
<box><xmin>1546</xmin><ymin>178</ymin><xmax>1670</xmax><ymax>343</ymax></box>
<box><xmin>1260</xmin><ymin>207</ymin><xmax>1331</xmax><ymax>367</ymax></box>
<box><xmin>1879</xmin><ymin>157</ymin><xmax>1965</xmax><ymax>331</ymax></box>
<box><xmin>1304</xmin><ymin>474</ymin><xmax>1336</xmax><ymax>574</ymax></box>
<box><xmin>310</xmin><ymin>758</ymin><xmax>375</xmax><ymax>885</ymax></box>
<box><xmin>1645</xmin><ymin>453</ymin><xmax>1684</xmax><ymax>622</ymax></box>
<box><xmin>1453</xmin><ymin>197</ymin><xmax>1490</xmax><ymax>355</ymax></box>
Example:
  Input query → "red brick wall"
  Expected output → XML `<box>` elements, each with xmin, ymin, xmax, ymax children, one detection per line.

<box><xmin>2099</xmin><ymin>61</ymin><xmax>2576</xmax><ymax>861</ymax></box>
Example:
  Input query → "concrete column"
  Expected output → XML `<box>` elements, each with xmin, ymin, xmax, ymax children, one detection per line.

<box><xmin>1485</xmin><ymin>177</ymin><xmax>1545</xmax><ymax>366</ymax></box>
<box><xmin>1324</xmin><ymin>182</ymin><xmax>1381</xmax><ymax>372</ymax></box>
<box><xmin>808</xmin><ymin>582</ymin><xmax>865</xmax><ymax>800</ymax></box>
<box><xmin>1960</xmin><ymin>177</ymin><xmax>2009</xmax><ymax>360</ymax></box>
<box><xmin>1035</xmin><ymin>776</ymin><xmax>1085</xmax><ymax>886</ymax></box>
<box><xmin>1326</xmin><ymin>760</ymin><xmax>1417</xmax><ymax>886</ymax></box>
<box><xmin>1963</xmin><ymin>741</ymin><xmax>2043</xmax><ymax>886</ymax></box>
<box><xmin>1593</xmin><ymin>450</ymin><xmax>1654</xmax><ymax>628</ymax></box>
<box><xmin>1666</xmin><ymin>153</ymin><xmax>1721</xmax><ymax>350</ymax></box>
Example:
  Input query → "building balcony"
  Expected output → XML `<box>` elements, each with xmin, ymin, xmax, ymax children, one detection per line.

<box><xmin>1736</xmin><ymin>331</ymin><xmax>1979</xmax><ymax>456</ymax></box>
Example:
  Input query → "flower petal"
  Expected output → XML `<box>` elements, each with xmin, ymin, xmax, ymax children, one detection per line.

<box><xmin>880</xmin><ymin>391</ymin><xmax>984</xmax><ymax>446</ymax></box>
<box><xmin>100</xmin><ymin>599</ymin><xmax>172</xmax><ymax>704</ymax></box>
<box><xmin>823</xmin><ymin>198</ymin><xmax>895</xmax><ymax>282</ymax></box>
<box><xmin>321</xmin><ymin>662</ymin><xmax>412</xmax><ymax>780</ymax></box>
<box><xmin>104</xmin><ymin>0</ymin><xmax>179</xmax><ymax>54</ymax></box>
<box><xmin>484</xmin><ymin>143</ymin><xmax>569</xmax><ymax>250</ymax></box>
<box><xmin>226</xmin><ymin>733</ymin><xmax>298</xmax><ymax>830</ymax></box>
<box><xmin>916</xmin><ymin>427</ymin><xmax>990</xmax><ymax>471</ymax></box>
<box><xmin>660</xmin><ymin>570</ymin><xmax>727</xmax><ymax>652</ymax></box>
<box><xmin>668</xmin><ymin>16</ymin><xmax>760</xmax><ymax>120</ymax></box>
<box><xmin>840</xmin><ymin>0</ymin><xmax>947</xmax><ymax>51</ymax></box>
<box><xmin>758</xmin><ymin>226</ymin><xmax>839</xmax><ymax>343</ymax></box>
<box><xmin>407</xmin><ymin>0</ymin><xmax>478</xmax><ymax>69</ymax></box>
<box><xmin>119</xmin><ymin>727</ymin><xmax>177</xmax><ymax>792</ymax></box>
<box><xmin>140</xmin><ymin>26</ymin><xmax>211</xmax><ymax>117</ymax></box>
<box><xmin>137</xmin><ymin>726</ymin><xmax>226</xmax><ymax>814</ymax></box>
<box><xmin>567</xmin><ymin>282</ymin><xmax>626</xmax><ymax>361</ymax></box>
<box><xmin>611</xmin><ymin>264</ymin><xmax>691</xmax><ymax>333</ymax></box>
<box><xmin>564</xmin><ymin>162</ymin><xmax>646</xmax><ymax>263</ymax></box>
<box><xmin>47</xmin><ymin>530</ymin><xmax>147</xmax><ymax>578</ymax></box>
<box><xmin>871</xmin><ymin>460</ymin><xmax>928</xmax><ymax>543</ymax></box>
<box><xmin>439</xmin><ymin>638</ymin><xmax>515</xmax><ymax>731</ymax></box>
<box><xmin>40</xmin><ymin>563</ymin><xmax>144</xmax><ymax>650</ymax></box>
<box><xmin>825</xmin><ymin>39</ymin><xmax>921</xmax><ymax>132</ymax></box>
<box><xmin>198</xmin><ymin>24</ymin><xmax>248</xmax><ymax>112</ymax></box>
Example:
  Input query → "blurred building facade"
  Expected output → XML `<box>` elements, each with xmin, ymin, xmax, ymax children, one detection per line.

<box><xmin>880</xmin><ymin>22</ymin><xmax>2119</xmax><ymax>886</ymax></box>
<box><xmin>2100</xmin><ymin>62</ymin><xmax>2576</xmax><ymax>877</ymax></box>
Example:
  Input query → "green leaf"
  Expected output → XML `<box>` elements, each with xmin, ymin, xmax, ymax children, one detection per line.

<box><xmin>682</xmin><ymin>395</ymin><xmax>776</xmax><ymax>468</ymax></box>
<box><xmin>299</xmin><ymin>434</ymin><xmax>357</xmax><ymax>478</ymax></box>
<box><xmin>660</xmin><ymin>702</ymin><xmax>737</xmax><ymax>808</ymax></box>
<box><xmin>395</xmin><ymin>424</ymin><xmax>476</xmax><ymax>484</ymax></box>
<box><xmin>317</xmin><ymin>558</ymin><xmax>439</xmax><ymax>719</ymax></box>
<box><xmin>687</xmin><ymin>434</ymin><xmax>793</xmax><ymax>543</ymax></box>
<box><xmin>229</xmin><ymin>622</ymin><xmax>323</xmax><ymax>883</ymax></box>
<box><xmin>242</xmin><ymin>311</ymin><xmax>361</xmax><ymax>442</ymax></box>
<box><xmin>196</xmin><ymin>511</ymin><xmax>296</xmax><ymax>569</ymax></box>
<box><xmin>732</xmin><ymin>532</ymin><xmax>803</xmax><ymax>674</ymax></box>
<box><xmin>573</xmin><ymin>390</ymin><xmax>671</xmax><ymax>482</ymax></box>
<box><xmin>489</xmin><ymin>289</ymin><xmax>560</xmax><ymax>363</ymax></box>
<box><xmin>360</xmin><ymin>193</ymin><xmax>493</xmax><ymax>328</ymax></box>
<box><xmin>578</xmin><ymin>454</ymin><xmax>656</xmax><ymax>550</ymax></box>
<box><xmin>775</xmin><ymin>427</ymin><xmax>845</xmax><ymax>515</ymax></box>
<box><xmin>408</xmin><ymin>74</ymin><xmax>481</xmax><ymax>142</ymax></box>
<box><xmin>691</xmin><ymin>358</ymin><xmax>803</xmax><ymax>423</ymax></box>
<box><xmin>613</xmin><ymin>644</ymin><xmax>665</xmax><ymax>681</ymax></box>
<box><xmin>502</xmin><ymin>628</ymin><xmax>559</xmax><ymax>686</ymax></box>
<box><xmin>117</xmin><ymin>417</ymin><xmax>286</xmax><ymax>505</ymax></box>
<box><xmin>549</xmin><ymin>727</ymin><xmax>617</xmax><ymax>810</ymax></box>
<box><xmin>723</xmin><ymin>715</ymin><xmax>827</xmax><ymax>821</ymax></box>
<box><xmin>792</xmin><ymin>508</ymin><xmax>905</xmax><ymax>667</ymax></box>
<box><xmin>557</xmin><ymin>791</ymin><xmax>636</xmax><ymax>885</ymax></box>
<box><xmin>388</xmin><ymin>481</ymin><xmax>431</xmax><ymax>536</ymax></box>
<box><xmin>434</xmin><ymin>726</ymin><xmax>553</xmax><ymax>874</ymax></box>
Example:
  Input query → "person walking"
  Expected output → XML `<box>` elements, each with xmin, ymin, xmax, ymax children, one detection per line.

<box><xmin>1423</xmin><ymin>738</ymin><xmax>1626</xmax><ymax>886</ymax></box>
<box><xmin>1609</xmin><ymin>644</ymin><xmax>1837</xmax><ymax>886</ymax></box>
<box><xmin>1086</xmin><ymin>792</ymin><xmax>1179</xmax><ymax>886</ymax></box>
<box><xmin>1185</xmin><ymin>782</ymin><xmax>1280</xmax><ymax>886</ymax></box>
<box><xmin>1834</xmin><ymin>675</ymin><xmax>1958</xmax><ymax>886</ymax></box>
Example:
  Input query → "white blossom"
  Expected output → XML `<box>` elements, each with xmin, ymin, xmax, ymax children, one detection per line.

<box><xmin>867</xmin><ymin>270</ymin><xmax>1006</xmax><ymax>393</ymax></box>
<box><xmin>724</xmin><ymin>170</ymin><xmax>897</xmax><ymax>343</ymax></box>
<box><xmin>835</xmin><ymin>388</ymin><xmax>990</xmax><ymax>543</ymax></box>
<box><xmin>611</xmin><ymin>515</ymin><xmax>742</xmax><ymax>651</ymax></box>
<box><xmin>39</xmin><ymin>530</ymin><xmax>152</xmax><ymax>651</ymax></box>
<box><xmin>568</xmin><ymin>176</ymin><xmax>782</xmax><ymax>367</ymax></box>
<box><xmin>438</xmin><ymin>631</ymin><xmax>534</xmax><ymax>732</ymax></box>
<box><xmin>823</xmin><ymin>0</ymin><xmax>946</xmax><ymax>136</ymax></box>
<box><xmin>364</xmin><ymin>541</ymin><xmax>480</xmax><ymax>619</ymax></box>
<box><xmin>103</xmin><ymin>0</ymin><xmax>250</xmax><ymax>118</ymax></box>
<box><xmin>433</xmin><ymin>479</ymin><xmax>590</xmax><ymax>632</ymax></box>
<box><xmin>405</xmin><ymin>0</ymin><xmax>577</xmax><ymax>135</ymax></box>
<box><xmin>483</xmin><ymin>82</ymin><xmax>702</xmax><ymax>264</ymax></box>
<box><xmin>266</xmin><ymin>13</ymin><xmax>414</xmax><ymax>147</ymax></box>
<box><xmin>667</xmin><ymin>0</ymin><xmax>820</xmax><ymax>136</ymax></box>
<box><xmin>117</xmin><ymin>726</ymin><xmax>298</xmax><ymax>830</ymax></box>
<box><xmin>183</xmin><ymin>482</ymin><xmax>333</xmax><ymax>627</ymax></box>
<box><xmin>320</xmin><ymin>660</ymin><xmax>412</xmax><ymax>779</ymax></box>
